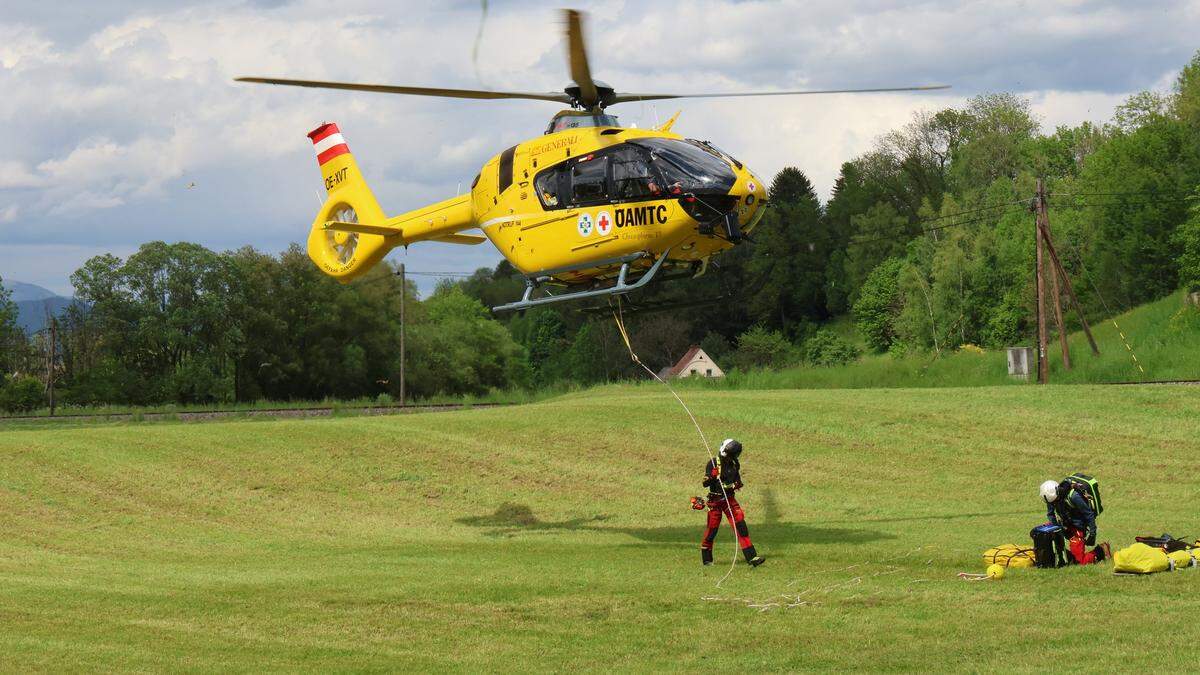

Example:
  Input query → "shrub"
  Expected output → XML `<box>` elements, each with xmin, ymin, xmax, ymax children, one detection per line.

<box><xmin>0</xmin><ymin>376</ymin><xmax>44</xmax><ymax>413</ymax></box>
<box><xmin>802</xmin><ymin>329</ymin><xmax>862</xmax><ymax>367</ymax></box>
<box><xmin>853</xmin><ymin>258</ymin><xmax>904</xmax><ymax>352</ymax></box>
<box><xmin>731</xmin><ymin>326</ymin><xmax>797</xmax><ymax>370</ymax></box>
<box><xmin>699</xmin><ymin>331</ymin><xmax>733</xmax><ymax>363</ymax></box>
<box><xmin>1175</xmin><ymin>204</ymin><xmax>1200</xmax><ymax>293</ymax></box>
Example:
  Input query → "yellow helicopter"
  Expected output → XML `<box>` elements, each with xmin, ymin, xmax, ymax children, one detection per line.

<box><xmin>238</xmin><ymin>10</ymin><xmax>945</xmax><ymax>312</ymax></box>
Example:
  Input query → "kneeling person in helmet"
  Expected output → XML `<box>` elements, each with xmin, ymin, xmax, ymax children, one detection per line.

<box><xmin>700</xmin><ymin>439</ymin><xmax>765</xmax><ymax>567</ymax></box>
<box><xmin>1040</xmin><ymin>479</ymin><xmax>1110</xmax><ymax>565</ymax></box>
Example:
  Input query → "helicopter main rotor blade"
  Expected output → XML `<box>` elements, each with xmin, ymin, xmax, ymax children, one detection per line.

<box><xmin>564</xmin><ymin>9</ymin><xmax>599</xmax><ymax>107</ymax></box>
<box><xmin>611</xmin><ymin>84</ymin><xmax>951</xmax><ymax>104</ymax></box>
<box><xmin>235</xmin><ymin>77</ymin><xmax>572</xmax><ymax>103</ymax></box>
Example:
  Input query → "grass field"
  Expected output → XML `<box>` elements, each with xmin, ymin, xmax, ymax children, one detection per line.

<box><xmin>2</xmin><ymin>385</ymin><xmax>1200</xmax><ymax>670</ymax></box>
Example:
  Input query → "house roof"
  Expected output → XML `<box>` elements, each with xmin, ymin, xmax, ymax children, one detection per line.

<box><xmin>665</xmin><ymin>345</ymin><xmax>705</xmax><ymax>378</ymax></box>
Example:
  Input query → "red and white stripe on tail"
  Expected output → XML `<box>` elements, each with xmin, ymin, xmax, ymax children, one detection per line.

<box><xmin>308</xmin><ymin>122</ymin><xmax>350</xmax><ymax>166</ymax></box>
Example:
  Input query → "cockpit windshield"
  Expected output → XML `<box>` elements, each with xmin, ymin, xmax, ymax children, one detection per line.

<box><xmin>532</xmin><ymin>138</ymin><xmax>738</xmax><ymax>211</ymax></box>
<box><xmin>696</xmin><ymin>140</ymin><xmax>743</xmax><ymax>169</ymax></box>
<box><xmin>630</xmin><ymin>138</ymin><xmax>736</xmax><ymax>193</ymax></box>
<box><xmin>545</xmin><ymin>113</ymin><xmax>622</xmax><ymax>134</ymax></box>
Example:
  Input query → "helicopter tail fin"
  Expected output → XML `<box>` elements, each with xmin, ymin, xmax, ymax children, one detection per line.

<box><xmin>306</xmin><ymin>122</ymin><xmax>395</xmax><ymax>282</ymax></box>
<box><xmin>306</xmin><ymin>122</ymin><xmax>481</xmax><ymax>283</ymax></box>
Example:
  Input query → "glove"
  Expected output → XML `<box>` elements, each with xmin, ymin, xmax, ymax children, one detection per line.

<box><xmin>735</xmin><ymin>481</ymin><xmax>743</xmax><ymax>490</ymax></box>
<box><xmin>690</xmin><ymin>496</ymin><xmax>706</xmax><ymax>511</ymax></box>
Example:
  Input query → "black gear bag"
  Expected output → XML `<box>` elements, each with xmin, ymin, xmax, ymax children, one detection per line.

<box><xmin>1030</xmin><ymin>523</ymin><xmax>1067</xmax><ymax>568</ymax></box>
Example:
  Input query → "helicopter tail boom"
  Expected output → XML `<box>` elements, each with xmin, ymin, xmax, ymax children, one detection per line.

<box><xmin>306</xmin><ymin>122</ymin><xmax>478</xmax><ymax>282</ymax></box>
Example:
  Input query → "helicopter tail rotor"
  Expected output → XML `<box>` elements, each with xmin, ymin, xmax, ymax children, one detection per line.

<box><xmin>306</xmin><ymin>123</ymin><xmax>393</xmax><ymax>281</ymax></box>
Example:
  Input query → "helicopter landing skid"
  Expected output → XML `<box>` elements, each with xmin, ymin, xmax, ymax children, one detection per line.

<box><xmin>492</xmin><ymin>248</ymin><xmax>672</xmax><ymax>313</ymax></box>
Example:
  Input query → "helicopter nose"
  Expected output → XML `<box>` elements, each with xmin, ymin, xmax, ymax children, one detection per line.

<box><xmin>734</xmin><ymin>171</ymin><xmax>766</xmax><ymax>207</ymax></box>
<box><xmin>734</xmin><ymin>170</ymin><xmax>767</xmax><ymax>235</ymax></box>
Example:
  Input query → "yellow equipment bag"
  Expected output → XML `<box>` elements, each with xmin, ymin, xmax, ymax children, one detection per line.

<box><xmin>983</xmin><ymin>544</ymin><xmax>1037</xmax><ymax>568</ymax></box>
<box><xmin>1167</xmin><ymin>549</ymin><xmax>1198</xmax><ymax>570</ymax></box>
<box><xmin>1113</xmin><ymin>543</ymin><xmax>1171</xmax><ymax>574</ymax></box>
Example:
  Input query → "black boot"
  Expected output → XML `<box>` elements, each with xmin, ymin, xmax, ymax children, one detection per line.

<box><xmin>743</xmin><ymin>546</ymin><xmax>765</xmax><ymax>567</ymax></box>
<box><xmin>701</xmin><ymin>548</ymin><xmax>713</xmax><ymax>566</ymax></box>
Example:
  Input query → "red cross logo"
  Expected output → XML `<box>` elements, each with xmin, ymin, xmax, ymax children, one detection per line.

<box><xmin>597</xmin><ymin>210</ymin><xmax>612</xmax><ymax>235</ymax></box>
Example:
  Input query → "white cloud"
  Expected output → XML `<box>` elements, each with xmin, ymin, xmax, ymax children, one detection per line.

<box><xmin>0</xmin><ymin>0</ymin><xmax>1196</xmax><ymax>292</ymax></box>
<box><xmin>0</xmin><ymin>23</ymin><xmax>53</xmax><ymax>69</ymax></box>
<box><xmin>0</xmin><ymin>161</ymin><xmax>44</xmax><ymax>189</ymax></box>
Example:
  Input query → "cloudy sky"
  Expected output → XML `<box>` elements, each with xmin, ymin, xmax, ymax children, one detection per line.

<box><xmin>1</xmin><ymin>0</ymin><xmax>1197</xmax><ymax>296</ymax></box>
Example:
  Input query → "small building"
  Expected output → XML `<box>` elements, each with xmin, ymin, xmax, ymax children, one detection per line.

<box><xmin>1007</xmin><ymin>346</ymin><xmax>1033</xmax><ymax>380</ymax></box>
<box><xmin>659</xmin><ymin>345</ymin><xmax>725</xmax><ymax>379</ymax></box>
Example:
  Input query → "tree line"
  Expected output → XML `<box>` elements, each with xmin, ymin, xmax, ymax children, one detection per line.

<box><xmin>2</xmin><ymin>51</ymin><xmax>1199</xmax><ymax>411</ymax></box>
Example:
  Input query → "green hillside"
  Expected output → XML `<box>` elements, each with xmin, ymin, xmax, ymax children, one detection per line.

<box><xmin>703</xmin><ymin>290</ymin><xmax>1200</xmax><ymax>390</ymax></box>
<box><xmin>2</xmin><ymin>385</ymin><xmax>1199</xmax><ymax>670</ymax></box>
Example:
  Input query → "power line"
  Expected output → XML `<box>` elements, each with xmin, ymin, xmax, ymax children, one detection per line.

<box><xmin>1047</xmin><ymin>190</ymin><xmax>1194</xmax><ymax>197</ymax></box>
<box><xmin>1054</xmin><ymin>237</ymin><xmax>1146</xmax><ymax>377</ymax></box>
<box><xmin>848</xmin><ymin>207</ymin><xmax>1030</xmax><ymax>247</ymax></box>
<box><xmin>844</xmin><ymin>199</ymin><xmax>1032</xmax><ymax>247</ymax></box>
<box><xmin>1054</xmin><ymin>235</ymin><xmax>1130</xmax><ymax>316</ymax></box>
<box><xmin>912</xmin><ymin>198</ymin><xmax>1034</xmax><ymax>224</ymax></box>
<box><xmin>1049</xmin><ymin>197</ymin><xmax>1196</xmax><ymax>208</ymax></box>
<box><xmin>356</xmin><ymin>270</ymin><xmax>477</xmax><ymax>286</ymax></box>
<box><xmin>404</xmin><ymin>271</ymin><xmax>476</xmax><ymax>278</ymax></box>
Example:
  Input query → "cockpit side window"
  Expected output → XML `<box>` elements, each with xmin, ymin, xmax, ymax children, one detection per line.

<box><xmin>534</xmin><ymin>142</ymin><xmax>678</xmax><ymax>210</ymax></box>
<box><xmin>534</xmin><ymin>166</ymin><xmax>562</xmax><ymax>208</ymax></box>
<box><xmin>610</xmin><ymin>145</ymin><xmax>663</xmax><ymax>200</ymax></box>
<box><xmin>569</xmin><ymin>155</ymin><xmax>608</xmax><ymax>206</ymax></box>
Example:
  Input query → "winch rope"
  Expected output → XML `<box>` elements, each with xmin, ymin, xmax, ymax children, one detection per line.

<box><xmin>702</xmin><ymin>545</ymin><xmax>935</xmax><ymax>611</ymax></box>
<box><xmin>610</xmin><ymin>295</ymin><xmax>740</xmax><ymax>587</ymax></box>
<box><xmin>1058</xmin><ymin>237</ymin><xmax>1147</xmax><ymax>377</ymax></box>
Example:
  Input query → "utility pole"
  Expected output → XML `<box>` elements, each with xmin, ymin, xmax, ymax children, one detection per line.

<box><xmin>1037</xmin><ymin>180</ymin><xmax>1071</xmax><ymax>370</ymax></box>
<box><xmin>1035</xmin><ymin>219</ymin><xmax>1100</xmax><ymax>357</ymax></box>
<box><xmin>1035</xmin><ymin>179</ymin><xmax>1049</xmax><ymax>384</ymax></box>
<box><xmin>399</xmin><ymin>263</ymin><xmax>406</xmax><ymax>407</ymax></box>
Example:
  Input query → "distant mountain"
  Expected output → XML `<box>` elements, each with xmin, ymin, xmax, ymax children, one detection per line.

<box><xmin>3</xmin><ymin>280</ymin><xmax>80</xmax><ymax>334</ymax></box>
<box><xmin>15</xmin><ymin>297</ymin><xmax>78</xmax><ymax>334</ymax></box>
<box><xmin>6</xmin><ymin>280</ymin><xmax>58</xmax><ymax>303</ymax></box>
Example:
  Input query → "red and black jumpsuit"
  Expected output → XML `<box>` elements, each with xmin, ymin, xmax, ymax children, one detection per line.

<box><xmin>700</xmin><ymin>455</ymin><xmax>759</xmax><ymax>565</ymax></box>
<box><xmin>1047</xmin><ymin>488</ymin><xmax>1106</xmax><ymax>565</ymax></box>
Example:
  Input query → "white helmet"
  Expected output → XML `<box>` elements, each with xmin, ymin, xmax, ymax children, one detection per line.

<box><xmin>1040</xmin><ymin>480</ymin><xmax>1060</xmax><ymax>503</ymax></box>
<box><xmin>718</xmin><ymin>438</ymin><xmax>742</xmax><ymax>458</ymax></box>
